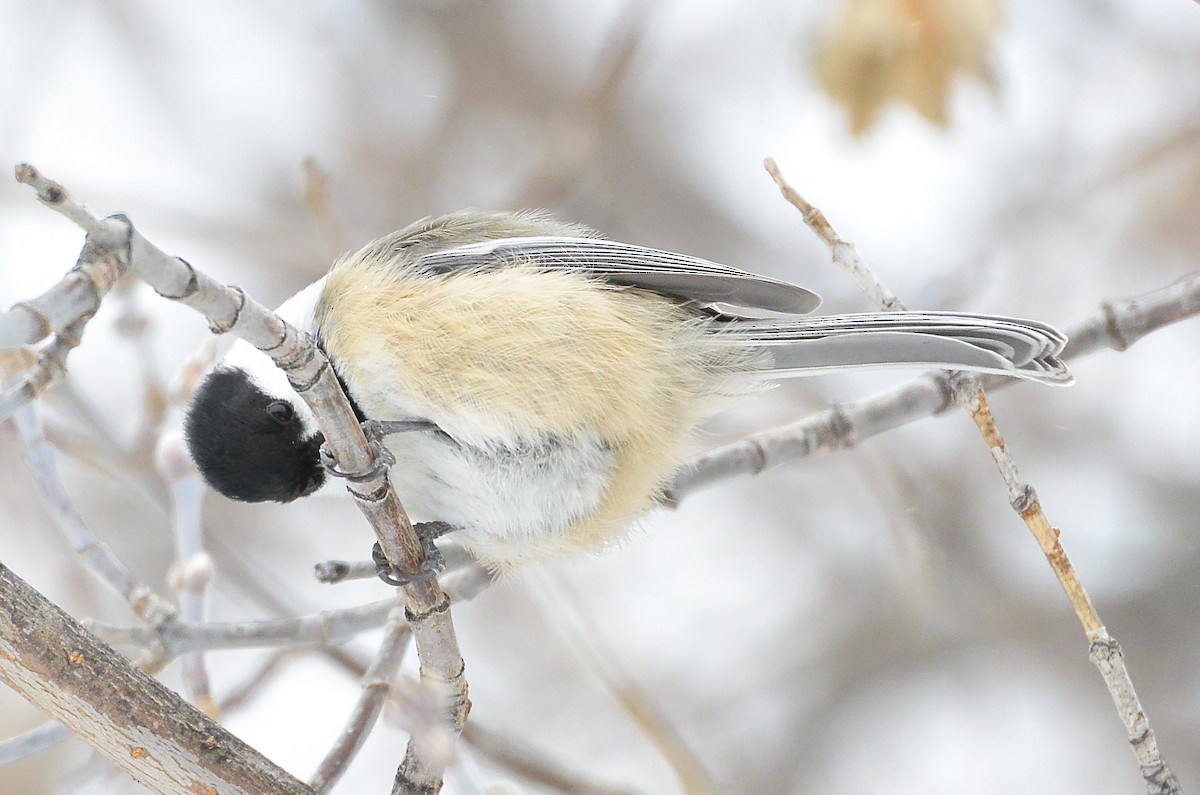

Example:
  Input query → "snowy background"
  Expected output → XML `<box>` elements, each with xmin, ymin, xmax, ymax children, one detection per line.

<box><xmin>2</xmin><ymin>0</ymin><xmax>1199</xmax><ymax>792</ymax></box>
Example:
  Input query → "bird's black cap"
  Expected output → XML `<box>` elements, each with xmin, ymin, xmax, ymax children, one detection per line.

<box><xmin>183</xmin><ymin>367</ymin><xmax>326</xmax><ymax>503</ymax></box>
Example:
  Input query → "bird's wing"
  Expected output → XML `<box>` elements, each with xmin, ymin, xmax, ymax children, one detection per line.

<box><xmin>412</xmin><ymin>236</ymin><xmax>822</xmax><ymax>315</ymax></box>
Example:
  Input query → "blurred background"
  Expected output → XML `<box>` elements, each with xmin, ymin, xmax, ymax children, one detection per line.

<box><xmin>1</xmin><ymin>0</ymin><xmax>1199</xmax><ymax>792</ymax></box>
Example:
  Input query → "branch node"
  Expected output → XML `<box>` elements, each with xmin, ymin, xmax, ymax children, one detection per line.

<box><xmin>8</xmin><ymin>301</ymin><xmax>53</xmax><ymax>341</ymax></box>
<box><xmin>206</xmin><ymin>286</ymin><xmax>245</xmax><ymax>334</ymax></box>
<box><xmin>405</xmin><ymin>595</ymin><xmax>452</xmax><ymax>624</ymax></box>
<box><xmin>827</xmin><ymin>404</ymin><xmax>857</xmax><ymax>449</ymax></box>
<box><xmin>348</xmin><ymin>481</ymin><xmax>390</xmax><ymax>502</ymax></box>
<box><xmin>1010</xmin><ymin>484</ymin><xmax>1038</xmax><ymax>515</ymax></box>
<box><xmin>1101</xmin><ymin>299</ymin><xmax>1132</xmax><ymax>351</ymax></box>
<box><xmin>926</xmin><ymin>372</ymin><xmax>957</xmax><ymax>414</ymax></box>
<box><xmin>152</xmin><ymin>258</ymin><xmax>200</xmax><ymax>301</ymax></box>
<box><xmin>285</xmin><ymin>350</ymin><xmax>325</xmax><ymax>391</ymax></box>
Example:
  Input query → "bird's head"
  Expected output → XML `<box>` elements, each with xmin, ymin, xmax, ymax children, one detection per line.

<box><xmin>183</xmin><ymin>352</ymin><xmax>326</xmax><ymax>503</ymax></box>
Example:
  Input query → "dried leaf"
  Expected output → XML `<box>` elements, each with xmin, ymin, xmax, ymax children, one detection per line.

<box><xmin>813</xmin><ymin>0</ymin><xmax>1003</xmax><ymax>135</ymax></box>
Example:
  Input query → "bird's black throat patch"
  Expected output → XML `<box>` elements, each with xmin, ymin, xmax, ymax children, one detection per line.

<box><xmin>184</xmin><ymin>367</ymin><xmax>326</xmax><ymax>503</ymax></box>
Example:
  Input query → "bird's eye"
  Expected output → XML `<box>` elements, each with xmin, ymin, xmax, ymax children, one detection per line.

<box><xmin>266</xmin><ymin>401</ymin><xmax>295</xmax><ymax>424</ymax></box>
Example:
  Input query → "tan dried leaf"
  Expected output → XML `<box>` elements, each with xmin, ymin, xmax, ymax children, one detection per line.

<box><xmin>813</xmin><ymin>0</ymin><xmax>1003</xmax><ymax>135</ymax></box>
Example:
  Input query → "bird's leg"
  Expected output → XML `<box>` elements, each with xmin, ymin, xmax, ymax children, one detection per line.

<box><xmin>319</xmin><ymin>419</ymin><xmax>442</xmax><ymax>483</ymax></box>
<box><xmin>322</xmin><ymin>416</ymin><xmax>455</xmax><ymax>585</ymax></box>
<box><xmin>361</xmin><ymin>418</ymin><xmax>442</xmax><ymax>439</ymax></box>
<box><xmin>372</xmin><ymin>521</ymin><xmax>458</xmax><ymax>586</ymax></box>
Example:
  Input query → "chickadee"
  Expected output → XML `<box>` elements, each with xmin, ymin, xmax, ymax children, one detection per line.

<box><xmin>184</xmin><ymin>210</ymin><xmax>1070</xmax><ymax>569</ymax></box>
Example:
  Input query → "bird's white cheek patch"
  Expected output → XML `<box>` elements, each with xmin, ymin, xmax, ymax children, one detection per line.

<box><xmin>220</xmin><ymin>341</ymin><xmax>321</xmax><ymax>440</ymax></box>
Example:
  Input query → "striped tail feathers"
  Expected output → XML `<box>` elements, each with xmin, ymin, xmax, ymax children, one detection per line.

<box><xmin>721</xmin><ymin>311</ymin><xmax>1072</xmax><ymax>385</ymax></box>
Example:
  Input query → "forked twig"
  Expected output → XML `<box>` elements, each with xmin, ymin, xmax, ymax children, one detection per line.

<box><xmin>764</xmin><ymin>156</ymin><xmax>1181</xmax><ymax>795</ymax></box>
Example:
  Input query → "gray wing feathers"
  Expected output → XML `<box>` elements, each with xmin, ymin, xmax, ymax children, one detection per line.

<box><xmin>415</xmin><ymin>236</ymin><xmax>823</xmax><ymax>314</ymax></box>
<box><xmin>727</xmin><ymin>312</ymin><xmax>1072</xmax><ymax>384</ymax></box>
<box><xmin>414</xmin><ymin>235</ymin><xmax>1070</xmax><ymax>384</ymax></box>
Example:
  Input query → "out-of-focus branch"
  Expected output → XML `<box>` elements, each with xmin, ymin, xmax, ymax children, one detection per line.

<box><xmin>0</xmin><ymin>563</ymin><xmax>315</xmax><ymax>795</ymax></box>
<box><xmin>87</xmin><ymin>596</ymin><xmax>401</xmax><ymax>654</ymax></box>
<box><xmin>762</xmin><ymin>157</ymin><xmax>1181</xmax><ymax>795</ymax></box>
<box><xmin>302</xmin><ymin>156</ymin><xmax>349</xmax><ymax>258</ymax></box>
<box><xmin>526</xmin><ymin>573</ymin><xmax>722</xmax><ymax>795</ymax></box>
<box><xmin>11</xmin><ymin>400</ymin><xmax>177</xmax><ymax>633</ymax></box>
<box><xmin>315</xmin><ymin>541</ymin><xmax>478</xmax><ymax>585</ymax></box>
<box><xmin>15</xmin><ymin>163</ymin><xmax>469</xmax><ymax>793</ymax></box>
<box><xmin>461</xmin><ymin>721</ymin><xmax>646</xmax><ymax>795</ymax></box>
<box><xmin>158</xmin><ymin>432</ymin><xmax>217</xmax><ymax>717</ymax></box>
<box><xmin>310</xmin><ymin>607</ymin><xmax>411</xmax><ymax>793</ymax></box>
<box><xmin>0</xmin><ymin>318</ymin><xmax>88</xmax><ymax>424</ymax></box>
<box><xmin>114</xmin><ymin>277</ymin><xmax>170</xmax><ymax>470</ymax></box>
<box><xmin>510</xmin><ymin>0</ymin><xmax>657</xmax><ymax>208</ymax></box>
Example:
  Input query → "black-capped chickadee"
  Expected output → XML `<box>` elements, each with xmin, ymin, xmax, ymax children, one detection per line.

<box><xmin>184</xmin><ymin>210</ymin><xmax>1070</xmax><ymax>569</ymax></box>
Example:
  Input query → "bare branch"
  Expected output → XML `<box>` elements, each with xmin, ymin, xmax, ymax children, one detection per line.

<box><xmin>952</xmin><ymin>381</ymin><xmax>1180</xmax><ymax>794</ymax></box>
<box><xmin>86</xmin><ymin>597</ymin><xmax>401</xmax><ymax>655</ymax></box>
<box><xmin>315</xmin><ymin>541</ymin><xmax>478</xmax><ymax>585</ymax></box>
<box><xmin>0</xmin><ymin>563</ymin><xmax>315</xmax><ymax>795</ymax></box>
<box><xmin>0</xmin><ymin>318</ymin><xmax>87</xmax><ymax>423</ymax></box>
<box><xmin>764</xmin><ymin>157</ymin><xmax>905</xmax><ymax>311</ymax></box>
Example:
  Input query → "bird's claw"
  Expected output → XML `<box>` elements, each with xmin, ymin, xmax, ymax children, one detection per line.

<box><xmin>371</xmin><ymin>522</ymin><xmax>455</xmax><ymax>586</ymax></box>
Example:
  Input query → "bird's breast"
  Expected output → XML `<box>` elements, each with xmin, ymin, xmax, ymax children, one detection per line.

<box><xmin>380</xmin><ymin>427</ymin><xmax>617</xmax><ymax>555</ymax></box>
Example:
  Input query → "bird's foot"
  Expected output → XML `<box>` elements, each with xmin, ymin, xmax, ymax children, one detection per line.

<box><xmin>371</xmin><ymin>521</ymin><xmax>457</xmax><ymax>586</ymax></box>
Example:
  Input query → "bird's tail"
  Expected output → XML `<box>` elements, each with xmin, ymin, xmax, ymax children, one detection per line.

<box><xmin>715</xmin><ymin>311</ymin><xmax>1072</xmax><ymax>385</ymax></box>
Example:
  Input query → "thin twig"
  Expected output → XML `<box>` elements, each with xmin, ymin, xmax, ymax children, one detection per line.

<box><xmin>310</xmin><ymin>607</ymin><xmax>411</xmax><ymax>793</ymax></box>
<box><xmin>951</xmin><ymin>380</ymin><xmax>1179</xmax><ymax>794</ymax></box>
<box><xmin>11</xmin><ymin>400</ymin><xmax>177</xmax><ymax>631</ymax></box>
<box><xmin>764</xmin><ymin>157</ymin><xmax>905</xmax><ymax>312</ymax></box>
<box><xmin>86</xmin><ymin>597</ymin><xmax>402</xmax><ymax>655</ymax></box>
<box><xmin>0</xmin><ymin>722</ymin><xmax>71</xmax><ymax>766</ymax></box>
<box><xmin>316</xmin><ymin>541</ymin><xmax>478</xmax><ymax>584</ymax></box>
<box><xmin>0</xmin><ymin>317</ymin><xmax>89</xmax><ymax>424</ymax></box>
<box><xmin>461</xmin><ymin>721</ymin><xmax>646</xmax><ymax>795</ymax></box>
<box><xmin>158</xmin><ymin>432</ymin><xmax>218</xmax><ymax>718</ymax></box>
<box><xmin>765</xmin><ymin>157</ymin><xmax>1182</xmax><ymax>795</ymax></box>
<box><xmin>526</xmin><ymin>572</ymin><xmax>722</xmax><ymax>795</ymax></box>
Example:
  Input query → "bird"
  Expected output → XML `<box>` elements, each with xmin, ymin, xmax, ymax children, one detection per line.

<box><xmin>183</xmin><ymin>210</ymin><xmax>1070</xmax><ymax>574</ymax></box>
